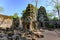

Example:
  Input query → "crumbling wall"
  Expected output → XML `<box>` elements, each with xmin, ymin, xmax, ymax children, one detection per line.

<box><xmin>0</xmin><ymin>14</ymin><xmax>12</xmax><ymax>29</ymax></box>
<box><xmin>11</xmin><ymin>17</ymin><xmax>20</xmax><ymax>30</ymax></box>
<box><xmin>37</xmin><ymin>6</ymin><xmax>49</xmax><ymax>28</ymax></box>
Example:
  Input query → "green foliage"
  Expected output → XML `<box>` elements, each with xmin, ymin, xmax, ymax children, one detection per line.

<box><xmin>53</xmin><ymin>16</ymin><xmax>58</xmax><ymax>20</ymax></box>
<box><xmin>47</xmin><ymin>13</ymin><xmax>58</xmax><ymax>20</ymax></box>
<box><xmin>47</xmin><ymin>13</ymin><xmax>54</xmax><ymax>20</ymax></box>
<box><xmin>48</xmin><ymin>24</ymin><xmax>54</xmax><ymax>28</ymax></box>
<box><xmin>47</xmin><ymin>13</ymin><xmax>53</xmax><ymax>16</ymax></box>
<box><xmin>12</xmin><ymin>13</ymin><xmax>18</xmax><ymax>18</ymax></box>
<box><xmin>51</xmin><ymin>0</ymin><xmax>60</xmax><ymax>19</ymax></box>
<box><xmin>55</xmin><ymin>5</ymin><xmax>60</xmax><ymax>9</ymax></box>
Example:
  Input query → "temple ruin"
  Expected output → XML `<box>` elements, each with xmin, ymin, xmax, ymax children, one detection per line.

<box><xmin>22</xmin><ymin>4</ymin><xmax>36</xmax><ymax>31</ymax></box>
<box><xmin>0</xmin><ymin>14</ymin><xmax>12</xmax><ymax>29</ymax></box>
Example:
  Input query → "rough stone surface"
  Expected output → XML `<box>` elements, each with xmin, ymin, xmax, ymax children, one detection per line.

<box><xmin>0</xmin><ymin>14</ymin><xmax>12</xmax><ymax>29</ymax></box>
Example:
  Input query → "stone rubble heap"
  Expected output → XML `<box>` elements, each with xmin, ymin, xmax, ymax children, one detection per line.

<box><xmin>19</xmin><ymin>29</ymin><xmax>44</xmax><ymax>40</ymax></box>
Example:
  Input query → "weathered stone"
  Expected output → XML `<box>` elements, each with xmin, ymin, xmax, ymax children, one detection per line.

<box><xmin>37</xmin><ymin>6</ymin><xmax>49</xmax><ymax>28</ymax></box>
<box><xmin>22</xmin><ymin>4</ymin><xmax>36</xmax><ymax>31</ymax></box>
<box><xmin>0</xmin><ymin>14</ymin><xmax>12</xmax><ymax>29</ymax></box>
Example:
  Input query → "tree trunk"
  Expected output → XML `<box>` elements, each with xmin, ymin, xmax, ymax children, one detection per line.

<box><xmin>57</xmin><ymin>9</ymin><xmax>60</xmax><ymax>20</ymax></box>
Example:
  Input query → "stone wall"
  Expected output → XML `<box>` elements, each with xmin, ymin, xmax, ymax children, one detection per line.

<box><xmin>0</xmin><ymin>14</ymin><xmax>12</xmax><ymax>29</ymax></box>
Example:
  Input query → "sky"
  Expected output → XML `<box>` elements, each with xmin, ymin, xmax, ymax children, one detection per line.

<box><xmin>0</xmin><ymin>0</ymin><xmax>55</xmax><ymax>16</ymax></box>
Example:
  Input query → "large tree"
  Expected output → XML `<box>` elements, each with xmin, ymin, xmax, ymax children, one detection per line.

<box><xmin>50</xmin><ymin>0</ymin><xmax>60</xmax><ymax>19</ymax></box>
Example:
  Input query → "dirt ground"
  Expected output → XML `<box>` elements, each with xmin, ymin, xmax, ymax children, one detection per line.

<box><xmin>38</xmin><ymin>29</ymin><xmax>60</xmax><ymax>40</ymax></box>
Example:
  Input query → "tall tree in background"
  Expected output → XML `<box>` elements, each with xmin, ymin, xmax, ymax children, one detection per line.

<box><xmin>51</xmin><ymin>0</ymin><xmax>60</xmax><ymax>19</ymax></box>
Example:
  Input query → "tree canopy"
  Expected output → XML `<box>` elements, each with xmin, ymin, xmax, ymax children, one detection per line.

<box><xmin>12</xmin><ymin>13</ymin><xmax>18</xmax><ymax>18</ymax></box>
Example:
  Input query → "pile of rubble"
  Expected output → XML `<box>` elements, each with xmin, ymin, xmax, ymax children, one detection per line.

<box><xmin>0</xmin><ymin>28</ymin><xmax>44</xmax><ymax>40</ymax></box>
<box><xmin>19</xmin><ymin>29</ymin><xmax>44</xmax><ymax>40</ymax></box>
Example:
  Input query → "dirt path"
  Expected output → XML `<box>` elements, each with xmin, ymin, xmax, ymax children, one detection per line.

<box><xmin>38</xmin><ymin>30</ymin><xmax>60</xmax><ymax>40</ymax></box>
